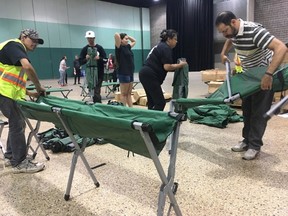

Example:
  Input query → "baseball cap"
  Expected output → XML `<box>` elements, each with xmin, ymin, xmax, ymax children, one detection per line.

<box><xmin>20</xmin><ymin>29</ymin><xmax>44</xmax><ymax>45</ymax></box>
<box><xmin>85</xmin><ymin>30</ymin><xmax>95</xmax><ymax>38</ymax></box>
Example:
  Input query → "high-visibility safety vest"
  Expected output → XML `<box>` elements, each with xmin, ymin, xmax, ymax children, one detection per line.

<box><xmin>0</xmin><ymin>39</ymin><xmax>28</xmax><ymax>100</ymax></box>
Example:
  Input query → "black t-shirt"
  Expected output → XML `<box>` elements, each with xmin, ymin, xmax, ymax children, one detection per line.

<box><xmin>0</xmin><ymin>41</ymin><xmax>28</xmax><ymax>66</ymax></box>
<box><xmin>115</xmin><ymin>44</ymin><xmax>134</xmax><ymax>76</ymax></box>
<box><xmin>144</xmin><ymin>41</ymin><xmax>173</xmax><ymax>82</ymax></box>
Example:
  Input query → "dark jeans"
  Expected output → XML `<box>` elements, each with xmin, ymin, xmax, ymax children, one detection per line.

<box><xmin>74</xmin><ymin>69</ymin><xmax>81</xmax><ymax>84</ymax></box>
<box><xmin>242</xmin><ymin>89</ymin><xmax>274</xmax><ymax>150</ymax></box>
<box><xmin>0</xmin><ymin>95</ymin><xmax>27</xmax><ymax>166</ymax></box>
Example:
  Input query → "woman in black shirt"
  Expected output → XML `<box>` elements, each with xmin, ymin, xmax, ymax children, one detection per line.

<box><xmin>139</xmin><ymin>29</ymin><xmax>187</xmax><ymax>111</ymax></box>
<box><xmin>114</xmin><ymin>32</ymin><xmax>136</xmax><ymax>107</ymax></box>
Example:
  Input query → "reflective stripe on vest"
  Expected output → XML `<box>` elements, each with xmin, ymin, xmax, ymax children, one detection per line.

<box><xmin>0</xmin><ymin>39</ymin><xmax>27</xmax><ymax>100</ymax></box>
<box><xmin>0</xmin><ymin>68</ymin><xmax>26</xmax><ymax>89</ymax></box>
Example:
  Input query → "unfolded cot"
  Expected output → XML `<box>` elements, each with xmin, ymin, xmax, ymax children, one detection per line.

<box><xmin>17</xmin><ymin>95</ymin><xmax>186</xmax><ymax>216</ymax></box>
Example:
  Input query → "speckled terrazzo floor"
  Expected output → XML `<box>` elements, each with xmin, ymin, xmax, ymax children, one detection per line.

<box><xmin>0</xmin><ymin>72</ymin><xmax>288</xmax><ymax>216</ymax></box>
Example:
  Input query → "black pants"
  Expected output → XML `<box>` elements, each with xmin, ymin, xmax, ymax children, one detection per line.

<box><xmin>242</xmin><ymin>89</ymin><xmax>274</xmax><ymax>150</ymax></box>
<box><xmin>93</xmin><ymin>76</ymin><xmax>103</xmax><ymax>103</ymax></box>
<box><xmin>74</xmin><ymin>69</ymin><xmax>81</xmax><ymax>84</ymax></box>
<box><xmin>139</xmin><ymin>66</ymin><xmax>166</xmax><ymax>111</ymax></box>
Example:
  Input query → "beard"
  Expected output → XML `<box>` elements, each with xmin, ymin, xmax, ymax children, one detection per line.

<box><xmin>225</xmin><ymin>26</ymin><xmax>238</xmax><ymax>38</ymax></box>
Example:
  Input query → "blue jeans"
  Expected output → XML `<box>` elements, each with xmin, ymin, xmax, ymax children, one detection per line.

<box><xmin>59</xmin><ymin>70</ymin><xmax>67</xmax><ymax>85</ymax></box>
<box><xmin>0</xmin><ymin>95</ymin><xmax>27</xmax><ymax>166</ymax></box>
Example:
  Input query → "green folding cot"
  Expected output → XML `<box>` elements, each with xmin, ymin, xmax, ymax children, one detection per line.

<box><xmin>17</xmin><ymin>95</ymin><xmax>186</xmax><ymax>216</ymax></box>
<box><xmin>172</xmin><ymin>63</ymin><xmax>288</xmax><ymax>112</ymax></box>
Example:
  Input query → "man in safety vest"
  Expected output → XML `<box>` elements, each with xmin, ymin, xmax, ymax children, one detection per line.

<box><xmin>0</xmin><ymin>29</ymin><xmax>46</xmax><ymax>173</ymax></box>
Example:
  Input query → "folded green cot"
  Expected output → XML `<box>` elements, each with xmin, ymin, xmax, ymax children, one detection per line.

<box><xmin>17</xmin><ymin>95</ymin><xmax>186</xmax><ymax>216</ymax></box>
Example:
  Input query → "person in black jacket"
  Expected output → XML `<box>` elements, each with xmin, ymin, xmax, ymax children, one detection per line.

<box><xmin>79</xmin><ymin>30</ymin><xmax>107</xmax><ymax>103</ymax></box>
<box><xmin>73</xmin><ymin>55</ymin><xmax>81</xmax><ymax>85</ymax></box>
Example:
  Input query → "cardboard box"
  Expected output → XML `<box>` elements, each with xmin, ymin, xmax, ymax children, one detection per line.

<box><xmin>133</xmin><ymin>89</ymin><xmax>147</xmax><ymax>102</ymax></box>
<box><xmin>201</xmin><ymin>69</ymin><xmax>226</xmax><ymax>82</ymax></box>
<box><xmin>230</xmin><ymin>98</ymin><xmax>242</xmax><ymax>107</ymax></box>
<box><xmin>274</xmin><ymin>90</ymin><xmax>288</xmax><ymax>102</ymax></box>
<box><xmin>164</xmin><ymin>92</ymin><xmax>172</xmax><ymax>100</ymax></box>
<box><xmin>207</xmin><ymin>81</ymin><xmax>224</xmax><ymax>94</ymax></box>
<box><xmin>114</xmin><ymin>91</ymin><xmax>137</xmax><ymax>104</ymax></box>
<box><xmin>138</xmin><ymin>97</ymin><xmax>147</xmax><ymax>106</ymax></box>
<box><xmin>114</xmin><ymin>92</ymin><xmax>121</xmax><ymax>102</ymax></box>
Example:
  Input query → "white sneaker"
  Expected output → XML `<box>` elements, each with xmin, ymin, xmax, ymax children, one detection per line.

<box><xmin>243</xmin><ymin>149</ymin><xmax>259</xmax><ymax>160</ymax></box>
<box><xmin>231</xmin><ymin>141</ymin><xmax>248</xmax><ymax>152</ymax></box>
<box><xmin>4</xmin><ymin>154</ymin><xmax>35</xmax><ymax>168</ymax></box>
<box><xmin>13</xmin><ymin>159</ymin><xmax>45</xmax><ymax>174</ymax></box>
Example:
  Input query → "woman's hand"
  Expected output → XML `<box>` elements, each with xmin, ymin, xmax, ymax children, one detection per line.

<box><xmin>178</xmin><ymin>59</ymin><xmax>188</xmax><ymax>68</ymax></box>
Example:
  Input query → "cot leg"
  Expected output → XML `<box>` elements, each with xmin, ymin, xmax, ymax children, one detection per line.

<box><xmin>61</xmin><ymin>135</ymin><xmax>100</xmax><ymax>201</ymax></box>
<box><xmin>64</xmin><ymin>149</ymin><xmax>79</xmax><ymax>200</ymax></box>
<box><xmin>136</xmin><ymin>116</ymin><xmax>183</xmax><ymax>216</ymax></box>
<box><xmin>61</xmin><ymin>89</ymin><xmax>72</xmax><ymax>99</ymax></box>
<box><xmin>25</xmin><ymin>120</ymin><xmax>50</xmax><ymax>160</ymax></box>
<box><xmin>106</xmin><ymin>86</ymin><xmax>114</xmax><ymax>98</ymax></box>
<box><xmin>137</xmin><ymin>128</ymin><xmax>182</xmax><ymax>216</ymax></box>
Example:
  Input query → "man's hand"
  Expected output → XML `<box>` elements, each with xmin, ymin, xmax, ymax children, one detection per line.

<box><xmin>261</xmin><ymin>74</ymin><xmax>273</xmax><ymax>90</ymax></box>
<box><xmin>221</xmin><ymin>54</ymin><xmax>230</xmax><ymax>64</ymax></box>
<box><xmin>36</xmin><ymin>86</ymin><xmax>46</xmax><ymax>96</ymax></box>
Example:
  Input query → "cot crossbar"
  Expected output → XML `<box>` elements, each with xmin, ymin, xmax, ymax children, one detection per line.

<box><xmin>17</xmin><ymin>95</ymin><xmax>186</xmax><ymax>216</ymax></box>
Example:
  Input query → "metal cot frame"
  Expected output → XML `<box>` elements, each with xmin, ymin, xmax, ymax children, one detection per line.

<box><xmin>18</xmin><ymin>99</ymin><xmax>186</xmax><ymax>216</ymax></box>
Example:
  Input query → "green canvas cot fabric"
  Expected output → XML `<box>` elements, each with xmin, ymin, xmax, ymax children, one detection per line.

<box><xmin>186</xmin><ymin>104</ymin><xmax>243</xmax><ymax>128</ymax></box>
<box><xmin>175</xmin><ymin>64</ymin><xmax>288</xmax><ymax>112</ymax></box>
<box><xmin>172</xmin><ymin>63</ymin><xmax>189</xmax><ymax>99</ymax></box>
<box><xmin>209</xmin><ymin>64</ymin><xmax>288</xmax><ymax>99</ymax></box>
<box><xmin>17</xmin><ymin>96</ymin><xmax>179</xmax><ymax>158</ymax></box>
<box><xmin>175</xmin><ymin>65</ymin><xmax>288</xmax><ymax>127</ymax></box>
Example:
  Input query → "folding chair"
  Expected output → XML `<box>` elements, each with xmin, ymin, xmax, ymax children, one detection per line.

<box><xmin>18</xmin><ymin>95</ymin><xmax>186</xmax><ymax>216</ymax></box>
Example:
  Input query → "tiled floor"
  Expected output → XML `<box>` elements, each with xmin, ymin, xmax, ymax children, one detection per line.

<box><xmin>0</xmin><ymin>72</ymin><xmax>288</xmax><ymax>216</ymax></box>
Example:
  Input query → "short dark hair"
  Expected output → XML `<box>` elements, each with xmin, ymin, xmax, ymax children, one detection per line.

<box><xmin>160</xmin><ymin>29</ymin><xmax>178</xmax><ymax>42</ymax></box>
<box><xmin>215</xmin><ymin>11</ymin><xmax>237</xmax><ymax>26</ymax></box>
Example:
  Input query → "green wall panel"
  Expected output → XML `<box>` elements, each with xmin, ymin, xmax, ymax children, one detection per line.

<box><xmin>0</xmin><ymin>16</ymin><xmax>151</xmax><ymax>79</ymax></box>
